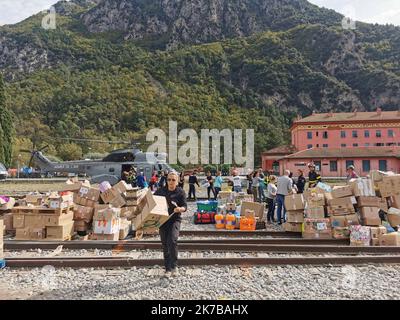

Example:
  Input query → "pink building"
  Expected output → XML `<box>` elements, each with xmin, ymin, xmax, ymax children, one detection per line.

<box><xmin>262</xmin><ymin>109</ymin><xmax>400</xmax><ymax>177</ymax></box>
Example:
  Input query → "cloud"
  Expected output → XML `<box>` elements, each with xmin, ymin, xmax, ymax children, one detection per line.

<box><xmin>309</xmin><ymin>0</ymin><xmax>400</xmax><ymax>25</ymax></box>
<box><xmin>0</xmin><ymin>0</ymin><xmax>59</xmax><ymax>26</ymax></box>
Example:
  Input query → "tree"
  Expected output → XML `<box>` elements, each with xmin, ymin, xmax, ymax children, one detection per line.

<box><xmin>57</xmin><ymin>143</ymin><xmax>83</xmax><ymax>161</ymax></box>
<box><xmin>0</xmin><ymin>75</ymin><xmax>13</xmax><ymax>167</ymax></box>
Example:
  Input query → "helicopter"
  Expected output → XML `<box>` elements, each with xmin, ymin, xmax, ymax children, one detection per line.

<box><xmin>20</xmin><ymin>138</ymin><xmax>175</xmax><ymax>185</ymax></box>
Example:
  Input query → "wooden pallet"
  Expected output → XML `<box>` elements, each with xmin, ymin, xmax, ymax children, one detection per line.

<box><xmin>11</xmin><ymin>205</ymin><xmax>74</xmax><ymax>215</ymax></box>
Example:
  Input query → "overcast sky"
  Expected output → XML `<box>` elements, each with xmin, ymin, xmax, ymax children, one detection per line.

<box><xmin>0</xmin><ymin>0</ymin><xmax>400</xmax><ymax>26</ymax></box>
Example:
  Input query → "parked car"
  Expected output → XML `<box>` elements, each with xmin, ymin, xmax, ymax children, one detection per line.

<box><xmin>0</xmin><ymin>163</ymin><xmax>8</xmax><ymax>180</ymax></box>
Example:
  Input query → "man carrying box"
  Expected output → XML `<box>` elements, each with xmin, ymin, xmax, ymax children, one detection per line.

<box><xmin>154</xmin><ymin>172</ymin><xmax>187</xmax><ymax>278</ymax></box>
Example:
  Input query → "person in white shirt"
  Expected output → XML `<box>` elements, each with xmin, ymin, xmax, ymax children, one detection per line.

<box><xmin>231</xmin><ymin>171</ymin><xmax>242</xmax><ymax>193</ymax></box>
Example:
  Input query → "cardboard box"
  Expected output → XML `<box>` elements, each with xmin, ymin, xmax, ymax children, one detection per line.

<box><xmin>302</xmin><ymin>218</ymin><xmax>332</xmax><ymax>239</ymax></box>
<box><xmin>3</xmin><ymin>213</ymin><xmax>14</xmax><ymax>232</ymax></box>
<box><xmin>284</xmin><ymin>194</ymin><xmax>305</xmax><ymax>211</ymax></box>
<box><xmin>333</xmin><ymin>227</ymin><xmax>350</xmax><ymax>239</ymax></box>
<box><xmin>100</xmin><ymin>188</ymin><xmax>118</xmax><ymax>204</ymax></box>
<box><xmin>356</xmin><ymin>196</ymin><xmax>380</xmax><ymax>208</ymax></box>
<box><xmin>93</xmin><ymin>218</ymin><xmax>120</xmax><ymax>235</ymax></box>
<box><xmin>387</xmin><ymin>207</ymin><xmax>400</xmax><ymax>227</ymax></box>
<box><xmin>349</xmin><ymin>178</ymin><xmax>376</xmax><ymax>197</ymax></box>
<box><xmin>99</xmin><ymin>181</ymin><xmax>112</xmax><ymax>193</ymax></box>
<box><xmin>370</xmin><ymin>226</ymin><xmax>387</xmax><ymax>239</ymax></box>
<box><xmin>331</xmin><ymin>185</ymin><xmax>353</xmax><ymax>199</ymax></box>
<box><xmin>90</xmin><ymin>233</ymin><xmax>119</xmax><ymax>241</ymax></box>
<box><xmin>287</xmin><ymin>210</ymin><xmax>304</xmax><ymax>223</ymax></box>
<box><xmin>328</xmin><ymin>196</ymin><xmax>357</xmax><ymax>207</ymax></box>
<box><xmin>379</xmin><ymin>199</ymin><xmax>389</xmax><ymax>213</ymax></box>
<box><xmin>119</xmin><ymin>219</ymin><xmax>131</xmax><ymax>240</ymax></box>
<box><xmin>133</xmin><ymin>192</ymin><xmax>171</xmax><ymax>230</ymax></box>
<box><xmin>371</xmin><ymin>238</ymin><xmax>380</xmax><ymax>246</ymax></box>
<box><xmin>240</xmin><ymin>202</ymin><xmax>265</xmax><ymax>219</ymax></box>
<box><xmin>15</xmin><ymin>227</ymin><xmax>46</xmax><ymax>240</ymax></box>
<box><xmin>121</xmin><ymin>206</ymin><xmax>138</xmax><ymax>219</ymax></box>
<box><xmin>109</xmin><ymin>193</ymin><xmax>127</xmax><ymax>208</ymax></box>
<box><xmin>350</xmin><ymin>225</ymin><xmax>371</xmax><ymax>246</ymax></box>
<box><xmin>13</xmin><ymin>211</ymin><xmax>74</xmax><ymax>229</ymax></box>
<box><xmin>360</xmin><ymin>207</ymin><xmax>381</xmax><ymax>226</ymax></box>
<box><xmin>377</xmin><ymin>181</ymin><xmax>394</xmax><ymax>198</ymax></box>
<box><xmin>25</xmin><ymin>194</ymin><xmax>46</xmax><ymax>205</ymax></box>
<box><xmin>46</xmin><ymin>220</ymin><xmax>74</xmax><ymax>240</ymax></box>
<box><xmin>284</xmin><ymin>222</ymin><xmax>303</xmax><ymax>233</ymax></box>
<box><xmin>93</xmin><ymin>207</ymin><xmax>120</xmax><ymax>221</ymax></box>
<box><xmin>113</xmin><ymin>181</ymin><xmax>132</xmax><ymax>193</ymax></box>
<box><xmin>79</xmin><ymin>187</ymin><xmax>100</xmax><ymax>202</ymax></box>
<box><xmin>306</xmin><ymin>193</ymin><xmax>326</xmax><ymax>208</ymax></box>
<box><xmin>59</xmin><ymin>179</ymin><xmax>90</xmax><ymax>192</ymax></box>
<box><xmin>305</xmin><ymin>206</ymin><xmax>325</xmax><ymax>219</ymax></box>
<box><xmin>330</xmin><ymin>214</ymin><xmax>360</xmax><ymax>228</ymax></box>
<box><xmin>73</xmin><ymin>205</ymin><xmax>94</xmax><ymax>223</ymax></box>
<box><xmin>380</xmin><ymin>232</ymin><xmax>400</xmax><ymax>246</ymax></box>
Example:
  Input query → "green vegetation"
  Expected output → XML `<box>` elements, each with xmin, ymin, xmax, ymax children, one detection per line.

<box><xmin>1</xmin><ymin>1</ymin><xmax>400</xmax><ymax>168</ymax></box>
<box><xmin>0</xmin><ymin>75</ymin><xmax>13</xmax><ymax>167</ymax></box>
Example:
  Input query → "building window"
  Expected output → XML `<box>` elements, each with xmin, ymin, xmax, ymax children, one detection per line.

<box><xmin>353</xmin><ymin>144</ymin><xmax>359</xmax><ymax>147</ymax></box>
<box><xmin>330</xmin><ymin>161</ymin><xmax>338</xmax><ymax>172</ymax></box>
<box><xmin>365</xmin><ymin>143</ymin><xmax>370</xmax><ymax>147</ymax></box>
<box><xmin>307</xmin><ymin>144</ymin><xmax>312</xmax><ymax>149</ymax></box>
<box><xmin>341</xmin><ymin>131</ymin><xmax>346</xmax><ymax>138</ymax></box>
<box><xmin>364</xmin><ymin>130</ymin><xmax>370</xmax><ymax>138</ymax></box>
<box><xmin>376</xmin><ymin>130</ymin><xmax>382</xmax><ymax>138</ymax></box>
<box><xmin>362</xmin><ymin>160</ymin><xmax>371</xmax><ymax>172</ymax></box>
<box><xmin>323</xmin><ymin>144</ymin><xmax>328</xmax><ymax>148</ymax></box>
<box><xmin>341</xmin><ymin>144</ymin><xmax>346</xmax><ymax>148</ymax></box>
<box><xmin>307</xmin><ymin>132</ymin><xmax>312</xmax><ymax>139</ymax></box>
<box><xmin>387</xmin><ymin>143</ymin><xmax>396</xmax><ymax>146</ymax></box>
<box><xmin>376</xmin><ymin>143</ymin><xmax>384</xmax><ymax>147</ymax></box>
<box><xmin>346</xmin><ymin>160</ymin><xmax>354</xmax><ymax>169</ymax></box>
<box><xmin>389</xmin><ymin>130</ymin><xmax>394</xmax><ymax>138</ymax></box>
<box><xmin>316</xmin><ymin>144</ymin><xmax>319</xmax><ymax>148</ymax></box>
<box><xmin>323</xmin><ymin>131</ymin><xmax>328</xmax><ymax>139</ymax></box>
<box><xmin>352</xmin><ymin>131</ymin><xmax>358</xmax><ymax>138</ymax></box>
<box><xmin>379</xmin><ymin>160</ymin><xmax>387</xmax><ymax>172</ymax></box>
<box><xmin>316</xmin><ymin>132</ymin><xmax>319</xmax><ymax>137</ymax></box>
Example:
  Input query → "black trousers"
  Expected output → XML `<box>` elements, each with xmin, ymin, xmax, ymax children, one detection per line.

<box><xmin>207</xmin><ymin>186</ymin><xmax>216</xmax><ymax>200</ymax></box>
<box><xmin>267</xmin><ymin>198</ymin><xmax>275</xmax><ymax>222</ymax></box>
<box><xmin>188</xmin><ymin>184</ymin><xmax>196</xmax><ymax>199</ymax></box>
<box><xmin>159</xmin><ymin>220</ymin><xmax>181</xmax><ymax>271</ymax></box>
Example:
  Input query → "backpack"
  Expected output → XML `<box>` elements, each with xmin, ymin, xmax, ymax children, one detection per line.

<box><xmin>194</xmin><ymin>211</ymin><xmax>216</xmax><ymax>224</ymax></box>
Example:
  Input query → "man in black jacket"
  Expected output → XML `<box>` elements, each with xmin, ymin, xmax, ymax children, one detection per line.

<box><xmin>154</xmin><ymin>172</ymin><xmax>187</xmax><ymax>278</ymax></box>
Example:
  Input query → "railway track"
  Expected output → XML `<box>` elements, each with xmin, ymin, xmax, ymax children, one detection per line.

<box><xmin>6</xmin><ymin>255</ymin><xmax>400</xmax><ymax>268</ymax></box>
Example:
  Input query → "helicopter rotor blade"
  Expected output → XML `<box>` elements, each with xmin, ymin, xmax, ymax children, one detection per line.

<box><xmin>39</xmin><ymin>145</ymin><xmax>49</xmax><ymax>152</ymax></box>
<box><xmin>19</xmin><ymin>149</ymin><xmax>33</xmax><ymax>153</ymax></box>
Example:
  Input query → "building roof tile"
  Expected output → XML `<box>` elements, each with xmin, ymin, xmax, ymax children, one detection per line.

<box><xmin>281</xmin><ymin>147</ymin><xmax>400</xmax><ymax>159</ymax></box>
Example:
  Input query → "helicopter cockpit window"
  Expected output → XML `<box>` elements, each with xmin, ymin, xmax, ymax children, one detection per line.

<box><xmin>103</xmin><ymin>152</ymin><xmax>135</xmax><ymax>162</ymax></box>
<box><xmin>109</xmin><ymin>168</ymin><xmax>115</xmax><ymax>173</ymax></box>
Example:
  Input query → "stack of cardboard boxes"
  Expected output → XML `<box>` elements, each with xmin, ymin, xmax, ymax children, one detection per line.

<box><xmin>12</xmin><ymin>193</ymin><xmax>75</xmax><ymax>240</ymax></box>
<box><xmin>284</xmin><ymin>194</ymin><xmax>306</xmax><ymax>233</ymax></box>
<box><xmin>91</xmin><ymin>206</ymin><xmax>121</xmax><ymax>240</ymax></box>
<box><xmin>0</xmin><ymin>196</ymin><xmax>15</xmax><ymax>236</ymax></box>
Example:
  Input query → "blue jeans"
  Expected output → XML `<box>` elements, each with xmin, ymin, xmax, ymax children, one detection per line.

<box><xmin>276</xmin><ymin>194</ymin><xmax>286</xmax><ymax>223</ymax></box>
<box><xmin>258</xmin><ymin>186</ymin><xmax>265</xmax><ymax>202</ymax></box>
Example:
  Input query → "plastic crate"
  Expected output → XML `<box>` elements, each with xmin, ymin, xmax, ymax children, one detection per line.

<box><xmin>196</xmin><ymin>201</ymin><xmax>218</xmax><ymax>212</ymax></box>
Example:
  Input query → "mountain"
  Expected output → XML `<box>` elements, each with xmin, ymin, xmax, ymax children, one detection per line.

<box><xmin>1</xmin><ymin>0</ymin><xmax>400</xmax><ymax>165</ymax></box>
